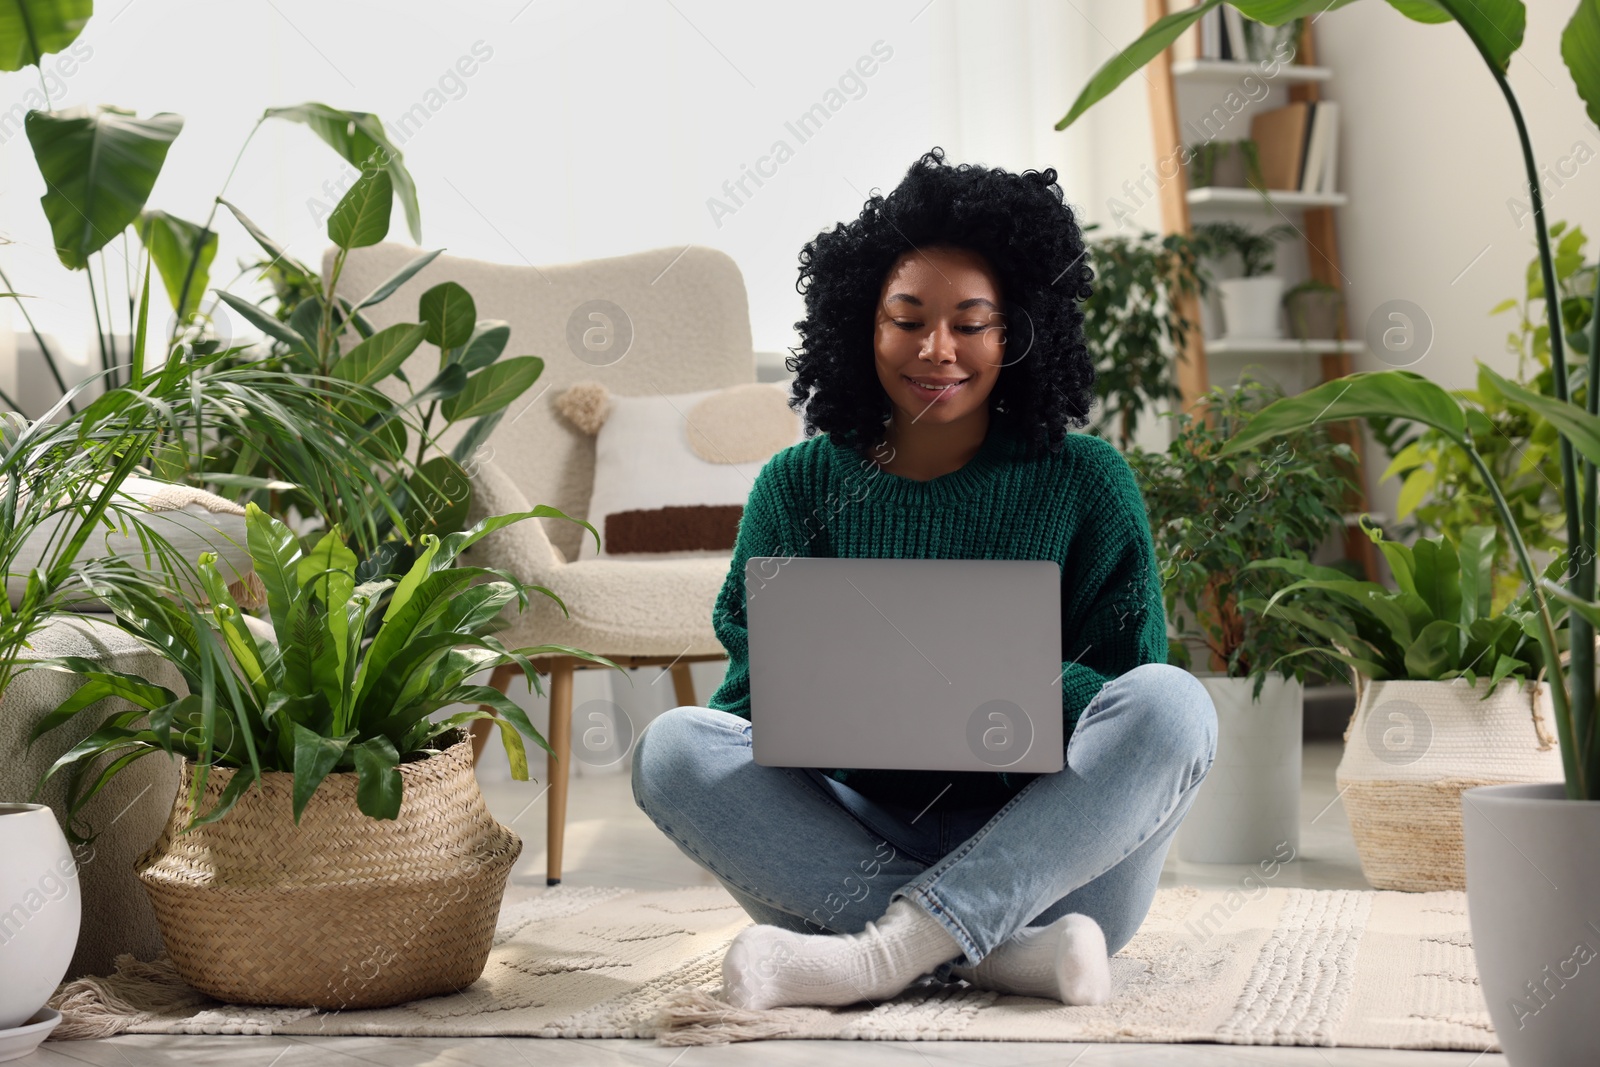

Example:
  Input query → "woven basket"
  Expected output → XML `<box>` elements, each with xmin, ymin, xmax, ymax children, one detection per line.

<box><xmin>1337</xmin><ymin>675</ymin><xmax>1563</xmax><ymax>891</ymax></box>
<box><xmin>135</xmin><ymin>735</ymin><xmax>520</xmax><ymax>1009</ymax></box>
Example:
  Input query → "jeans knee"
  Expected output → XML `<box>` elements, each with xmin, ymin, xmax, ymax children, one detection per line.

<box><xmin>1120</xmin><ymin>662</ymin><xmax>1217</xmax><ymax>766</ymax></box>
<box><xmin>631</xmin><ymin>705</ymin><xmax>735</xmax><ymax>816</ymax></box>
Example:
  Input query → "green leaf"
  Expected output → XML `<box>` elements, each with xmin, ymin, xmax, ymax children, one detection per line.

<box><xmin>245</xmin><ymin>502</ymin><xmax>303</xmax><ymax>635</ymax></box>
<box><xmin>264</xmin><ymin>103</ymin><xmax>421</xmax><ymax>243</ymax></box>
<box><xmin>1412</xmin><ymin>0</ymin><xmax>1526</xmax><ymax>74</ymax></box>
<box><xmin>353</xmin><ymin>735</ymin><xmax>403</xmax><ymax>819</ymax></box>
<box><xmin>419</xmin><ymin>282</ymin><xmax>476</xmax><ymax>350</ymax></box>
<box><xmin>137</xmin><ymin>211</ymin><xmax>216</xmax><ymax>322</ymax></box>
<box><xmin>26</xmin><ymin>107</ymin><xmax>184</xmax><ymax>269</ymax></box>
<box><xmin>185</xmin><ymin>765</ymin><xmax>260</xmax><ymax>831</ymax></box>
<box><xmin>213</xmin><ymin>291</ymin><xmax>314</xmax><ymax>358</ymax></box>
<box><xmin>1411</xmin><ymin>536</ymin><xmax>1463</xmax><ymax>625</ymax></box>
<box><xmin>1542</xmin><ymin>577</ymin><xmax>1600</xmax><ymax>628</ymax></box>
<box><xmin>441</xmin><ymin>356</ymin><xmax>543</xmax><ymax>422</ymax></box>
<box><xmin>219</xmin><ymin>197</ymin><xmax>316</xmax><ymax>278</ymax></box>
<box><xmin>402</xmin><ymin>455</ymin><xmax>471</xmax><ymax>539</ymax></box>
<box><xmin>330</xmin><ymin>323</ymin><xmax>426</xmax><ymax>385</ymax></box>
<box><xmin>1457</xmin><ymin>526</ymin><xmax>1496</xmax><ymax>626</ymax></box>
<box><xmin>291</xmin><ymin>724</ymin><xmax>351</xmax><ymax>823</ymax></box>
<box><xmin>458</xmin><ymin>322</ymin><xmax>511</xmax><ymax>372</ymax></box>
<box><xmin>499</xmin><ymin>721</ymin><xmax>530</xmax><ymax>780</ymax></box>
<box><xmin>1404</xmin><ymin>619</ymin><xmax>1466</xmax><ymax>679</ymax></box>
<box><xmin>1057</xmin><ymin>1</ymin><xmax>1221</xmax><ymax>130</ymax></box>
<box><xmin>28</xmin><ymin>660</ymin><xmax>178</xmax><ymax>743</ymax></box>
<box><xmin>1479</xmin><ymin>362</ymin><xmax>1600</xmax><ymax>468</ymax></box>
<box><xmin>354</xmin><ymin>248</ymin><xmax>443</xmax><ymax>310</ymax></box>
<box><xmin>328</xmin><ymin>165</ymin><xmax>393</xmax><ymax>250</ymax></box>
<box><xmin>1220</xmin><ymin>371</ymin><xmax>1467</xmax><ymax>457</ymax></box>
<box><xmin>0</xmin><ymin>0</ymin><xmax>91</xmax><ymax>71</ymax></box>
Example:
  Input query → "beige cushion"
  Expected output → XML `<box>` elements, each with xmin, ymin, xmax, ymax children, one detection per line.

<box><xmin>556</xmin><ymin>380</ymin><xmax>803</xmax><ymax>562</ymax></box>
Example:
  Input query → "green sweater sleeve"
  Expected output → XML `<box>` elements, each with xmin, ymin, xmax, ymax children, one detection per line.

<box><xmin>705</xmin><ymin>462</ymin><xmax>794</xmax><ymax>718</ymax></box>
<box><xmin>1056</xmin><ymin>441</ymin><xmax>1170</xmax><ymax>735</ymax></box>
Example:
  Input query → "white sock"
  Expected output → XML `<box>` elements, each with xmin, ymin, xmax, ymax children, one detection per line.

<box><xmin>949</xmin><ymin>912</ymin><xmax>1112</xmax><ymax>1005</ymax></box>
<box><xmin>722</xmin><ymin>898</ymin><xmax>963</xmax><ymax>1010</ymax></box>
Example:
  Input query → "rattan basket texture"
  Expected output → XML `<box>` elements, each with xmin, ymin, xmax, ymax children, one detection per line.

<box><xmin>135</xmin><ymin>736</ymin><xmax>521</xmax><ymax>1009</ymax></box>
<box><xmin>1337</xmin><ymin>676</ymin><xmax>1562</xmax><ymax>892</ymax></box>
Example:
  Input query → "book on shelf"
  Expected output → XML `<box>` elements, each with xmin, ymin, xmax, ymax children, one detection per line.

<box><xmin>1172</xmin><ymin>1</ymin><xmax>1266</xmax><ymax>63</ymax></box>
<box><xmin>1248</xmin><ymin>100</ymin><xmax>1340</xmax><ymax>194</ymax></box>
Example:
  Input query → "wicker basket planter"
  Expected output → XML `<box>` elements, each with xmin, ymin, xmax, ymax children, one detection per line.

<box><xmin>1337</xmin><ymin>675</ymin><xmax>1563</xmax><ymax>891</ymax></box>
<box><xmin>135</xmin><ymin>735</ymin><xmax>520</xmax><ymax>1009</ymax></box>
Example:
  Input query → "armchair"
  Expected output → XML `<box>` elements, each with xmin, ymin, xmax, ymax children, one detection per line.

<box><xmin>328</xmin><ymin>243</ymin><xmax>755</xmax><ymax>883</ymax></box>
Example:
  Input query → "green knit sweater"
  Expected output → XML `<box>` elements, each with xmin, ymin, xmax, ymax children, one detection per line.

<box><xmin>706</xmin><ymin>420</ymin><xmax>1168</xmax><ymax>811</ymax></box>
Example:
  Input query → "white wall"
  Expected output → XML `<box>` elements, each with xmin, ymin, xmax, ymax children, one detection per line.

<box><xmin>0</xmin><ymin>0</ymin><xmax>1098</xmax><ymax>370</ymax></box>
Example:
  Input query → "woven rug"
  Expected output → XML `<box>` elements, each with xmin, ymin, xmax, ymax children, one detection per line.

<box><xmin>49</xmin><ymin>882</ymin><xmax>1499</xmax><ymax>1050</ymax></box>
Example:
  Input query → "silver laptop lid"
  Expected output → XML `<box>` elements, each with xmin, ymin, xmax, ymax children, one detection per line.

<box><xmin>745</xmin><ymin>557</ymin><xmax>1063</xmax><ymax>774</ymax></box>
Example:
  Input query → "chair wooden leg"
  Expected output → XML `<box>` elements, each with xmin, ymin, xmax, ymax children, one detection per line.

<box><xmin>546</xmin><ymin>658</ymin><xmax>574</xmax><ymax>886</ymax></box>
<box><xmin>669</xmin><ymin>661</ymin><xmax>696</xmax><ymax>707</ymax></box>
<box><xmin>469</xmin><ymin>662</ymin><xmax>521</xmax><ymax>766</ymax></box>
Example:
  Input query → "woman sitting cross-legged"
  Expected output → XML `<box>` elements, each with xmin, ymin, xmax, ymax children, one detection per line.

<box><xmin>631</xmin><ymin>147</ymin><xmax>1217</xmax><ymax>1011</ymax></box>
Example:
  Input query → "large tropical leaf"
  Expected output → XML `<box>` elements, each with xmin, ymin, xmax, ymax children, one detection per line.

<box><xmin>137</xmin><ymin>210</ymin><xmax>215</xmax><ymax>322</ymax></box>
<box><xmin>1412</xmin><ymin>0</ymin><xmax>1526</xmax><ymax>73</ymax></box>
<box><xmin>291</xmin><ymin>723</ymin><xmax>351</xmax><ymax>823</ymax></box>
<box><xmin>26</xmin><ymin>106</ymin><xmax>183</xmax><ymax>269</ymax></box>
<box><xmin>1220</xmin><ymin>371</ymin><xmax>1466</xmax><ymax>457</ymax></box>
<box><xmin>1056</xmin><ymin>0</ymin><xmax>1220</xmax><ymax>131</ymax></box>
<box><xmin>0</xmin><ymin>0</ymin><xmax>91</xmax><ymax>71</ymax></box>
<box><xmin>263</xmin><ymin>103</ymin><xmax>421</xmax><ymax>243</ymax></box>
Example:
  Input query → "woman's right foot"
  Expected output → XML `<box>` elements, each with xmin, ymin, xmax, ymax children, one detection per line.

<box><xmin>949</xmin><ymin>912</ymin><xmax>1112</xmax><ymax>1004</ymax></box>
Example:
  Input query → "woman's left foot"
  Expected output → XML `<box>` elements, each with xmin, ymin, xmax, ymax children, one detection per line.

<box><xmin>949</xmin><ymin>912</ymin><xmax>1112</xmax><ymax>1004</ymax></box>
<box><xmin>722</xmin><ymin>898</ymin><xmax>962</xmax><ymax>1010</ymax></box>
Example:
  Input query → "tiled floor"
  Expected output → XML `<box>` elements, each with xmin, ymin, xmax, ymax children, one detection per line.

<box><xmin>35</xmin><ymin>740</ymin><xmax>1506</xmax><ymax>1066</ymax></box>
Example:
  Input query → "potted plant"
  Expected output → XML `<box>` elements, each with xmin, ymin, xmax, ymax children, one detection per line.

<box><xmin>1080</xmin><ymin>225</ymin><xmax>1206</xmax><ymax>447</ymax></box>
<box><xmin>1063</xmin><ymin>8</ymin><xmax>1600</xmax><ymax>1061</ymax></box>
<box><xmin>1187</xmin><ymin>139</ymin><xmax>1264</xmax><ymax>190</ymax></box>
<box><xmin>28</xmin><ymin>504</ymin><xmax>620</xmax><ymax>1009</ymax></box>
<box><xmin>1130</xmin><ymin>374</ymin><xmax>1354</xmax><ymax>863</ymax></box>
<box><xmin>1192</xmin><ymin>221</ymin><xmax>1295</xmax><ymax>340</ymax></box>
<box><xmin>1282</xmin><ymin>279</ymin><xmax>1344</xmax><ymax>341</ymax></box>
<box><xmin>1245</xmin><ymin>522</ymin><xmax>1563</xmax><ymax>890</ymax></box>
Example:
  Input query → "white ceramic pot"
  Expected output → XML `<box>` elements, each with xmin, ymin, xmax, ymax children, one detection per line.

<box><xmin>0</xmin><ymin>804</ymin><xmax>81</xmax><ymax>1029</ymax></box>
<box><xmin>1218</xmin><ymin>277</ymin><xmax>1286</xmax><ymax>340</ymax></box>
<box><xmin>1177</xmin><ymin>674</ymin><xmax>1302</xmax><ymax>864</ymax></box>
<box><xmin>1463</xmin><ymin>783</ymin><xmax>1599</xmax><ymax>1067</ymax></box>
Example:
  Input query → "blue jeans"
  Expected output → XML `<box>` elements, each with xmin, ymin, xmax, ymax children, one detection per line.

<box><xmin>630</xmin><ymin>662</ymin><xmax>1217</xmax><ymax>967</ymax></box>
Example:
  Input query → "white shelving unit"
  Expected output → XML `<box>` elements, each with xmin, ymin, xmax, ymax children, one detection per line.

<box><xmin>1172</xmin><ymin>58</ymin><xmax>1332</xmax><ymax>83</ymax></box>
<box><xmin>1187</xmin><ymin>187</ymin><xmax>1349</xmax><ymax>209</ymax></box>
<box><xmin>1204</xmin><ymin>338</ymin><xmax>1363</xmax><ymax>357</ymax></box>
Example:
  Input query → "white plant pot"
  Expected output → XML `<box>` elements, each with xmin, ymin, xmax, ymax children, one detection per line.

<box><xmin>1463</xmin><ymin>783</ymin><xmax>1599</xmax><ymax>1067</ymax></box>
<box><xmin>0</xmin><ymin>804</ymin><xmax>81</xmax><ymax>1029</ymax></box>
<box><xmin>1177</xmin><ymin>674</ymin><xmax>1302</xmax><ymax>864</ymax></box>
<box><xmin>1218</xmin><ymin>277</ymin><xmax>1286</xmax><ymax>340</ymax></box>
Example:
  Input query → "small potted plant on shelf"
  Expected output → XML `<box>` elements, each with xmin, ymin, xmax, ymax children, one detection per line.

<box><xmin>29</xmin><ymin>505</ymin><xmax>620</xmax><ymax>1010</ymax></box>
<box><xmin>1192</xmin><ymin>221</ymin><xmax>1295</xmax><ymax>341</ymax></box>
<box><xmin>1187</xmin><ymin>139</ymin><xmax>1265</xmax><ymax>191</ymax></box>
<box><xmin>1130</xmin><ymin>374</ymin><xmax>1354</xmax><ymax>864</ymax></box>
<box><xmin>1244</xmin><ymin>521</ymin><xmax>1565</xmax><ymax>891</ymax></box>
<box><xmin>1282</xmin><ymin>278</ymin><xmax>1344</xmax><ymax>341</ymax></box>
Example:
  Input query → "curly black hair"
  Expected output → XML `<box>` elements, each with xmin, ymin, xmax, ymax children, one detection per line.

<box><xmin>786</xmin><ymin>147</ymin><xmax>1096</xmax><ymax>461</ymax></box>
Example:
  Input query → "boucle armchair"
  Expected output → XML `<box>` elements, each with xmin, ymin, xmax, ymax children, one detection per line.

<box><xmin>329</xmin><ymin>243</ymin><xmax>753</xmax><ymax>883</ymax></box>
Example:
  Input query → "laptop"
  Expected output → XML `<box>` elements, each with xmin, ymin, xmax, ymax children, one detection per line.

<box><xmin>745</xmin><ymin>557</ymin><xmax>1063</xmax><ymax>773</ymax></box>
